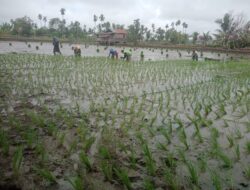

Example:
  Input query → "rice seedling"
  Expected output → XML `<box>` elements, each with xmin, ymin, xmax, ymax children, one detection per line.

<box><xmin>79</xmin><ymin>151</ymin><xmax>92</xmax><ymax>172</ymax></box>
<box><xmin>193</xmin><ymin>123</ymin><xmax>203</xmax><ymax>143</ymax></box>
<box><xmin>68</xmin><ymin>139</ymin><xmax>78</xmax><ymax>154</ymax></box>
<box><xmin>226</xmin><ymin>134</ymin><xmax>234</xmax><ymax>148</ymax></box>
<box><xmin>67</xmin><ymin>176</ymin><xmax>84</xmax><ymax>190</ymax></box>
<box><xmin>177</xmin><ymin>148</ymin><xmax>187</xmax><ymax>163</ymax></box>
<box><xmin>129</xmin><ymin>149</ymin><xmax>137</xmax><ymax>169</ymax></box>
<box><xmin>160</xmin><ymin>128</ymin><xmax>171</xmax><ymax>144</ymax></box>
<box><xmin>23</xmin><ymin>127</ymin><xmax>38</xmax><ymax>146</ymax></box>
<box><xmin>26</xmin><ymin>110</ymin><xmax>46</xmax><ymax>128</ymax></box>
<box><xmin>186</xmin><ymin>161</ymin><xmax>199</xmax><ymax>186</ymax></box>
<box><xmin>46</xmin><ymin>121</ymin><xmax>58</xmax><ymax>136</ymax></box>
<box><xmin>12</xmin><ymin>146</ymin><xmax>23</xmax><ymax>176</ymax></box>
<box><xmin>164</xmin><ymin>152</ymin><xmax>177</xmax><ymax>169</ymax></box>
<box><xmin>100</xmin><ymin>161</ymin><xmax>114</xmax><ymax>182</ymax></box>
<box><xmin>234</xmin><ymin>144</ymin><xmax>240</xmax><ymax>161</ymax></box>
<box><xmin>114</xmin><ymin>167</ymin><xmax>132</xmax><ymax>190</ymax></box>
<box><xmin>243</xmin><ymin>166</ymin><xmax>250</xmax><ymax>180</ymax></box>
<box><xmin>245</xmin><ymin>141</ymin><xmax>250</xmax><ymax>154</ymax></box>
<box><xmin>197</xmin><ymin>154</ymin><xmax>207</xmax><ymax>173</ymax></box>
<box><xmin>143</xmin><ymin>178</ymin><xmax>155</xmax><ymax>190</ymax></box>
<box><xmin>0</xmin><ymin>129</ymin><xmax>9</xmax><ymax>156</ymax></box>
<box><xmin>164</xmin><ymin>168</ymin><xmax>179</xmax><ymax>190</ymax></box>
<box><xmin>210</xmin><ymin>170</ymin><xmax>222</xmax><ymax>190</ymax></box>
<box><xmin>57</xmin><ymin>132</ymin><xmax>65</xmax><ymax>147</ymax></box>
<box><xmin>157</xmin><ymin>142</ymin><xmax>168</xmax><ymax>151</ymax></box>
<box><xmin>33</xmin><ymin>167</ymin><xmax>57</xmax><ymax>184</ymax></box>
<box><xmin>99</xmin><ymin>146</ymin><xmax>112</xmax><ymax>160</ymax></box>
<box><xmin>149</xmin><ymin>114</ymin><xmax>157</xmax><ymax>127</ymax></box>
<box><xmin>222</xmin><ymin>120</ymin><xmax>229</xmax><ymax>128</ymax></box>
<box><xmin>245</xmin><ymin>122</ymin><xmax>250</xmax><ymax>133</ymax></box>
<box><xmin>175</xmin><ymin>118</ymin><xmax>184</xmax><ymax>129</ymax></box>
<box><xmin>35</xmin><ymin>141</ymin><xmax>48</xmax><ymax>162</ymax></box>
<box><xmin>143</xmin><ymin>144</ymin><xmax>156</xmax><ymax>176</ymax></box>
<box><xmin>83</xmin><ymin>136</ymin><xmax>96</xmax><ymax>152</ymax></box>
<box><xmin>235</xmin><ymin>128</ymin><xmax>243</xmax><ymax>139</ymax></box>
<box><xmin>178</xmin><ymin>128</ymin><xmax>189</xmax><ymax>150</ymax></box>
<box><xmin>217</xmin><ymin>151</ymin><xmax>232</xmax><ymax>168</ymax></box>
<box><xmin>210</xmin><ymin>127</ymin><xmax>220</xmax><ymax>155</ymax></box>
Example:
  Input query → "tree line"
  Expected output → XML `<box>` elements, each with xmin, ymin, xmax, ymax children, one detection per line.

<box><xmin>0</xmin><ymin>9</ymin><xmax>249</xmax><ymax>48</ymax></box>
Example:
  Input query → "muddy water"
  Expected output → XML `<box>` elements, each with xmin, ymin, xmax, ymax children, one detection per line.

<box><xmin>0</xmin><ymin>41</ymin><xmax>247</xmax><ymax>61</ymax></box>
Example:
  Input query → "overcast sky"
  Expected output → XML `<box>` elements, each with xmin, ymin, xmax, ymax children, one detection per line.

<box><xmin>1</xmin><ymin>0</ymin><xmax>250</xmax><ymax>34</ymax></box>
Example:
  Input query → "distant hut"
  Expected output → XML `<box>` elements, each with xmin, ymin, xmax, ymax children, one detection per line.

<box><xmin>96</xmin><ymin>29</ymin><xmax>127</xmax><ymax>45</ymax></box>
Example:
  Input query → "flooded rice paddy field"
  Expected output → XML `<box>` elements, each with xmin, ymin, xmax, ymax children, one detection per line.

<box><xmin>0</xmin><ymin>53</ymin><xmax>250</xmax><ymax>190</ymax></box>
<box><xmin>1</xmin><ymin>41</ymin><xmax>250</xmax><ymax>61</ymax></box>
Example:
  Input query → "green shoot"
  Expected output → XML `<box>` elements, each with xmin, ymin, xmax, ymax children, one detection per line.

<box><xmin>235</xmin><ymin>144</ymin><xmax>240</xmax><ymax>161</ymax></box>
<box><xmin>210</xmin><ymin>170</ymin><xmax>222</xmax><ymax>190</ymax></box>
<box><xmin>143</xmin><ymin>178</ymin><xmax>155</xmax><ymax>190</ymax></box>
<box><xmin>186</xmin><ymin>161</ymin><xmax>199</xmax><ymax>186</ymax></box>
<box><xmin>243</xmin><ymin>166</ymin><xmax>250</xmax><ymax>180</ymax></box>
<box><xmin>0</xmin><ymin>130</ymin><xmax>9</xmax><ymax>156</ymax></box>
<box><xmin>12</xmin><ymin>146</ymin><xmax>23</xmax><ymax>176</ymax></box>
<box><xmin>245</xmin><ymin>141</ymin><xmax>250</xmax><ymax>154</ymax></box>
<box><xmin>101</xmin><ymin>161</ymin><xmax>113</xmax><ymax>182</ymax></box>
<box><xmin>33</xmin><ymin>167</ymin><xmax>57</xmax><ymax>184</ymax></box>
<box><xmin>114</xmin><ymin>167</ymin><xmax>132</xmax><ymax>190</ymax></box>
<box><xmin>164</xmin><ymin>168</ymin><xmax>179</xmax><ymax>190</ymax></box>
<box><xmin>67</xmin><ymin>176</ymin><xmax>84</xmax><ymax>190</ymax></box>
<box><xmin>226</xmin><ymin>134</ymin><xmax>234</xmax><ymax>148</ymax></box>
<box><xmin>79</xmin><ymin>151</ymin><xmax>92</xmax><ymax>172</ymax></box>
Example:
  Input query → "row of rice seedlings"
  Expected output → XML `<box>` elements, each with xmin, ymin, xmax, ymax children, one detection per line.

<box><xmin>0</xmin><ymin>129</ymin><xmax>10</xmax><ymax>156</ymax></box>
<box><xmin>12</xmin><ymin>146</ymin><xmax>23</xmax><ymax>177</ymax></box>
<box><xmin>142</xmin><ymin>143</ymin><xmax>156</xmax><ymax>176</ymax></box>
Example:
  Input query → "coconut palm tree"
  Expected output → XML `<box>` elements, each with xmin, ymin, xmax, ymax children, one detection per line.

<box><xmin>99</xmin><ymin>14</ymin><xmax>105</xmax><ymax>32</ymax></box>
<box><xmin>93</xmin><ymin>14</ymin><xmax>98</xmax><ymax>32</ymax></box>
<box><xmin>192</xmin><ymin>32</ymin><xmax>199</xmax><ymax>44</ymax></box>
<box><xmin>38</xmin><ymin>14</ymin><xmax>42</xmax><ymax>28</ymax></box>
<box><xmin>171</xmin><ymin>22</ymin><xmax>175</xmax><ymax>29</ymax></box>
<box><xmin>214</xmin><ymin>12</ymin><xmax>237</xmax><ymax>47</ymax></box>
<box><xmin>201</xmin><ymin>32</ymin><xmax>212</xmax><ymax>46</ymax></box>
<box><xmin>165</xmin><ymin>24</ymin><xmax>169</xmax><ymax>30</ymax></box>
<box><xmin>60</xmin><ymin>8</ymin><xmax>66</xmax><ymax>20</ymax></box>
<box><xmin>99</xmin><ymin>14</ymin><xmax>105</xmax><ymax>22</ymax></box>
<box><xmin>182</xmin><ymin>22</ymin><xmax>188</xmax><ymax>33</ymax></box>
<box><xmin>151</xmin><ymin>23</ymin><xmax>155</xmax><ymax>33</ymax></box>
<box><xmin>175</xmin><ymin>20</ymin><xmax>181</xmax><ymax>31</ymax></box>
<box><xmin>43</xmin><ymin>16</ymin><xmax>47</xmax><ymax>28</ymax></box>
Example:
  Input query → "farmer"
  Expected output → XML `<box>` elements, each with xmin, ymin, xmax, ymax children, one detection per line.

<box><xmin>140</xmin><ymin>51</ymin><xmax>144</xmax><ymax>61</ymax></box>
<box><xmin>121</xmin><ymin>49</ymin><xmax>132</xmax><ymax>61</ymax></box>
<box><xmin>108</xmin><ymin>48</ymin><xmax>118</xmax><ymax>59</ymax></box>
<box><xmin>74</xmin><ymin>45</ymin><xmax>81</xmax><ymax>57</ymax></box>
<box><xmin>52</xmin><ymin>37</ymin><xmax>61</xmax><ymax>55</ymax></box>
<box><xmin>192</xmin><ymin>50</ymin><xmax>198</xmax><ymax>61</ymax></box>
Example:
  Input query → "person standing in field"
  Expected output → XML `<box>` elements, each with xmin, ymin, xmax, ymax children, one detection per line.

<box><xmin>52</xmin><ymin>37</ymin><xmax>61</xmax><ymax>55</ymax></box>
<box><xmin>74</xmin><ymin>45</ymin><xmax>81</xmax><ymax>57</ymax></box>
<box><xmin>108</xmin><ymin>49</ymin><xmax>118</xmax><ymax>59</ymax></box>
<box><xmin>192</xmin><ymin>50</ymin><xmax>198</xmax><ymax>61</ymax></box>
<box><xmin>140</xmin><ymin>51</ymin><xmax>144</xmax><ymax>61</ymax></box>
